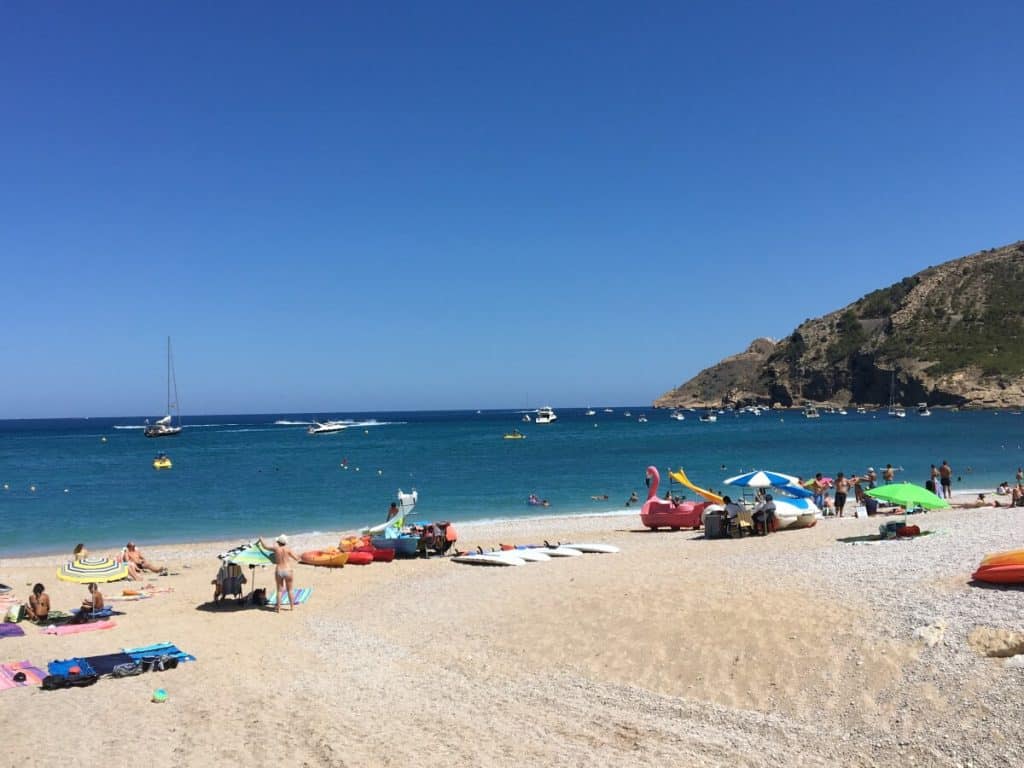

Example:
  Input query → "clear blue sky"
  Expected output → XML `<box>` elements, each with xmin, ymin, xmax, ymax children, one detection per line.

<box><xmin>2</xmin><ymin>2</ymin><xmax>1021</xmax><ymax>417</ymax></box>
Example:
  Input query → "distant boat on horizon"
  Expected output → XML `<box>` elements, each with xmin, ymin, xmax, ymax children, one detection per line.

<box><xmin>144</xmin><ymin>337</ymin><xmax>182</xmax><ymax>438</ymax></box>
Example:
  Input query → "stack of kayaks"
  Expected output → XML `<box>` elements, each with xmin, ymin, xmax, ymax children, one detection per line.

<box><xmin>451</xmin><ymin>542</ymin><xmax>620</xmax><ymax>566</ymax></box>
<box><xmin>973</xmin><ymin>548</ymin><xmax>1024</xmax><ymax>584</ymax></box>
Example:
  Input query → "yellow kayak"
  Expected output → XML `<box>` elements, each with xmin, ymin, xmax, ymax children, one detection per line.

<box><xmin>503</xmin><ymin>433</ymin><xmax>526</xmax><ymax>440</ymax></box>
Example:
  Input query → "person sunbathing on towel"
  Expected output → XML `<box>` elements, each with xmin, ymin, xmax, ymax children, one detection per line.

<box><xmin>124</xmin><ymin>542</ymin><xmax>166</xmax><ymax>575</ymax></box>
<box><xmin>26</xmin><ymin>583</ymin><xmax>50</xmax><ymax>622</ymax></box>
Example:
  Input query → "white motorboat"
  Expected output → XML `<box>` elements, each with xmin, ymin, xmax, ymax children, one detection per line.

<box><xmin>308</xmin><ymin>420</ymin><xmax>348</xmax><ymax>435</ymax></box>
<box><xmin>803</xmin><ymin>406</ymin><xmax>820</xmax><ymax>419</ymax></box>
<box><xmin>603</xmin><ymin>408</ymin><xmax>614</xmax><ymax>413</ymax></box>
<box><xmin>698</xmin><ymin>411</ymin><xmax>717</xmax><ymax>423</ymax></box>
<box><xmin>637</xmin><ymin>414</ymin><xmax>648</xmax><ymax>423</ymax></box>
<box><xmin>917</xmin><ymin>402</ymin><xmax>931</xmax><ymax>416</ymax></box>
<box><xmin>535</xmin><ymin>406</ymin><xmax>557</xmax><ymax>424</ymax></box>
<box><xmin>585</xmin><ymin>407</ymin><xmax>596</xmax><ymax>416</ymax></box>
<box><xmin>144</xmin><ymin>337</ymin><xmax>183</xmax><ymax>438</ymax></box>
<box><xmin>670</xmin><ymin>411</ymin><xmax>685</xmax><ymax>421</ymax></box>
<box><xmin>521</xmin><ymin>412</ymin><xmax>532</xmax><ymax>422</ymax></box>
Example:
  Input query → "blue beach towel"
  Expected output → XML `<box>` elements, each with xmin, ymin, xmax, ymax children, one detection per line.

<box><xmin>266</xmin><ymin>587</ymin><xmax>312</xmax><ymax>606</ymax></box>
<box><xmin>48</xmin><ymin>658</ymin><xmax>97</xmax><ymax>678</ymax></box>
<box><xmin>122</xmin><ymin>642</ymin><xmax>196</xmax><ymax>663</ymax></box>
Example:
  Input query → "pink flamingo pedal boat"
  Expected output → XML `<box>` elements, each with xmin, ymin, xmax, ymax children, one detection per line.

<box><xmin>640</xmin><ymin>466</ymin><xmax>707</xmax><ymax>530</ymax></box>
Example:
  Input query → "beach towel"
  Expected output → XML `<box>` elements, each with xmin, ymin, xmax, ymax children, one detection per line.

<box><xmin>43</xmin><ymin>620</ymin><xmax>116</xmax><ymax>636</ymax></box>
<box><xmin>47</xmin><ymin>657</ymin><xmax>97</xmax><ymax>677</ymax></box>
<box><xmin>0</xmin><ymin>660</ymin><xmax>45</xmax><ymax>690</ymax></box>
<box><xmin>107</xmin><ymin>594</ymin><xmax>153</xmax><ymax>603</ymax></box>
<box><xmin>266</xmin><ymin>587</ymin><xmax>313</xmax><ymax>606</ymax></box>
<box><xmin>123</xmin><ymin>642</ymin><xmax>196</xmax><ymax>664</ymax></box>
<box><xmin>42</xmin><ymin>657</ymin><xmax>100</xmax><ymax>689</ymax></box>
<box><xmin>69</xmin><ymin>607</ymin><xmax>124</xmax><ymax>619</ymax></box>
<box><xmin>0</xmin><ymin>624</ymin><xmax>26</xmax><ymax>639</ymax></box>
<box><xmin>81</xmin><ymin>652</ymin><xmax>137</xmax><ymax>676</ymax></box>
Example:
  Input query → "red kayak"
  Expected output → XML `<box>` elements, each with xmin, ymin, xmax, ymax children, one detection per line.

<box><xmin>345</xmin><ymin>551</ymin><xmax>374</xmax><ymax>566</ymax></box>
<box><xmin>354</xmin><ymin>546</ymin><xmax>395</xmax><ymax>563</ymax></box>
<box><xmin>972</xmin><ymin>564</ymin><xmax>1024</xmax><ymax>584</ymax></box>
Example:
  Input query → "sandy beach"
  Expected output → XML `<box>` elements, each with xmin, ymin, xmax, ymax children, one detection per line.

<box><xmin>2</xmin><ymin>496</ymin><xmax>1023</xmax><ymax>767</ymax></box>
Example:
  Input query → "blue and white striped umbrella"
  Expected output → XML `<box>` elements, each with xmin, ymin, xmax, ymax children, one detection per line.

<box><xmin>724</xmin><ymin>470</ymin><xmax>803</xmax><ymax>489</ymax></box>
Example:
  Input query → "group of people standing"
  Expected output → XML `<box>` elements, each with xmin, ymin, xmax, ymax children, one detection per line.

<box><xmin>925</xmin><ymin>460</ymin><xmax>955</xmax><ymax>499</ymax></box>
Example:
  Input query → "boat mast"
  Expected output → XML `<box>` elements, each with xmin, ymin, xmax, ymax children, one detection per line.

<box><xmin>167</xmin><ymin>336</ymin><xmax>180</xmax><ymax>426</ymax></box>
<box><xmin>166</xmin><ymin>336</ymin><xmax>171</xmax><ymax>418</ymax></box>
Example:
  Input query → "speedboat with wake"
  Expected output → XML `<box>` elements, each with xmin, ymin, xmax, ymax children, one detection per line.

<box><xmin>308</xmin><ymin>420</ymin><xmax>348</xmax><ymax>435</ymax></box>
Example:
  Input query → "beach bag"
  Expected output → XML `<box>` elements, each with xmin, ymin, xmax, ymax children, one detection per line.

<box><xmin>113</xmin><ymin>662</ymin><xmax>143</xmax><ymax>677</ymax></box>
<box><xmin>5</xmin><ymin>604</ymin><xmax>22</xmax><ymax>622</ymax></box>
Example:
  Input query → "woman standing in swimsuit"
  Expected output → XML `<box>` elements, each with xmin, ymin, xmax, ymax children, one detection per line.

<box><xmin>262</xmin><ymin>535</ymin><xmax>299</xmax><ymax>613</ymax></box>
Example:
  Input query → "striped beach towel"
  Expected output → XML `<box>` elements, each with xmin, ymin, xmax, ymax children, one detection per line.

<box><xmin>0</xmin><ymin>660</ymin><xmax>45</xmax><ymax>690</ymax></box>
<box><xmin>266</xmin><ymin>587</ymin><xmax>313</xmax><ymax>606</ymax></box>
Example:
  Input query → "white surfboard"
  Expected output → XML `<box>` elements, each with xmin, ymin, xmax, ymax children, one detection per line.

<box><xmin>562</xmin><ymin>543</ymin><xmax>620</xmax><ymax>554</ymax></box>
<box><xmin>452</xmin><ymin>554</ymin><xmax>527</xmax><ymax>566</ymax></box>
<box><xmin>533</xmin><ymin>546</ymin><xmax>583</xmax><ymax>557</ymax></box>
<box><xmin>504</xmin><ymin>549</ymin><xmax>551</xmax><ymax>562</ymax></box>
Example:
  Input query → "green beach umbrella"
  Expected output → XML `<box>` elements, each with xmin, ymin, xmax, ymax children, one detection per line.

<box><xmin>865</xmin><ymin>482</ymin><xmax>950</xmax><ymax>511</ymax></box>
<box><xmin>222</xmin><ymin>542</ymin><xmax>274</xmax><ymax>567</ymax></box>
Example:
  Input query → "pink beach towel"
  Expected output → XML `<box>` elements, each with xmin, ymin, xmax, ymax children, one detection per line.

<box><xmin>0</xmin><ymin>661</ymin><xmax>45</xmax><ymax>690</ymax></box>
<box><xmin>43</xmin><ymin>620</ymin><xmax>116</xmax><ymax>636</ymax></box>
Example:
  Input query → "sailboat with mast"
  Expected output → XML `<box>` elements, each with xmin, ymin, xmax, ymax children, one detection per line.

<box><xmin>144</xmin><ymin>337</ymin><xmax>183</xmax><ymax>437</ymax></box>
<box><xmin>887</xmin><ymin>370</ymin><xmax>906</xmax><ymax>419</ymax></box>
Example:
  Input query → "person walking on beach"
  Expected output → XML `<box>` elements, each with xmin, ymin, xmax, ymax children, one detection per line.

<box><xmin>884</xmin><ymin>464</ymin><xmax>895</xmax><ymax>484</ymax></box>
<box><xmin>834</xmin><ymin>473</ymin><xmax>849</xmax><ymax>517</ymax></box>
<box><xmin>866</xmin><ymin>467</ymin><xmax>877</xmax><ymax>489</ymax></box>
<box><xmin>262</xmin><ymin>535</ymin><xmax>299</xmax><ymax>613</ymax></box>
<box><xmin>939</xmin><ymin>460</ymin><xmax>953</xmax><ymax>499</ymax></box>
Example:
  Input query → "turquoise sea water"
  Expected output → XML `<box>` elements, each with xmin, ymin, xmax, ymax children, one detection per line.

<box><xmin>0</xmin><ymin>408</ymin><xmax>1021</xmax><ymax>556</ymax></box>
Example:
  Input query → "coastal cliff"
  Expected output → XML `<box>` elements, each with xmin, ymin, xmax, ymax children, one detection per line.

<box><xmin>655</xmin><ymin>240</ymin><xmax>1024</xmax><ymax>409</ymax></box>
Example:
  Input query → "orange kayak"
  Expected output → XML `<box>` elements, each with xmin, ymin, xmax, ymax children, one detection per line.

<box><xmin>300</xmin><ymin>549</ymin><xmax>349</xmax><ymax>568</ymax></box>
<box><xmin>979</xmin><ymin>548</ymin><xmax>1024</xmax><ymax>568</ymax></box>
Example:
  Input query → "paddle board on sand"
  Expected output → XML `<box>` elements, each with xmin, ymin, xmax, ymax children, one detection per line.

<box><xmin>504</xmin><ymin>549</ymin><xmax>551</xmax><ymax>562</ymax></box>
<box><xmin>561</xmin><ymin>543</ymin><xmax>620</xmax><ymax>554</ymax></box>
<box><xmin>533</xmin><ymin>547</ymin><xmax>583</xmax><ymax>557</ymax></box>
<box><xmin>452</xmin><ymin>554</ymin><xmax>527</xmax><ymax>566</ymax></box>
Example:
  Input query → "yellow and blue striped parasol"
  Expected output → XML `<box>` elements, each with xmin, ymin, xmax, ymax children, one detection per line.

<box><xmin>57</xmin><ymin>556</ymin><xmax>130</xmax><ymax>583</ymax></box>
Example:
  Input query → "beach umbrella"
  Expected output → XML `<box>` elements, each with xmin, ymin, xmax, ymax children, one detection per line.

<box><xmin>219</xmin><ymin>541</ymin><xmax>274</xmax><ymax>598</ymax></box>
<box><xmin>866</xmin><ymin>483</ymin><xmax>950</xmax><ymax>510</ymax></box>
<box><xmin>221</xmin><ymin>542</ymin><xmax>274</xmax><ymax>567</ymax></box>
<box><xmin>724</xmin><ymin>470</ymin><xmax>803</xmax><ymax>489</ymax></box>
<box><xmin>57</xmin><ymin>556</ymin><xmax>129</xmax><ymax>583</ymax></box>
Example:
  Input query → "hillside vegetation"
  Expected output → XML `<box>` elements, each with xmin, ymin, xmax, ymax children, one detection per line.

<box><xmin>655</xmin><ymin>241</ymin><xmax>1024</xmax><ymax>409</ymax></box>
